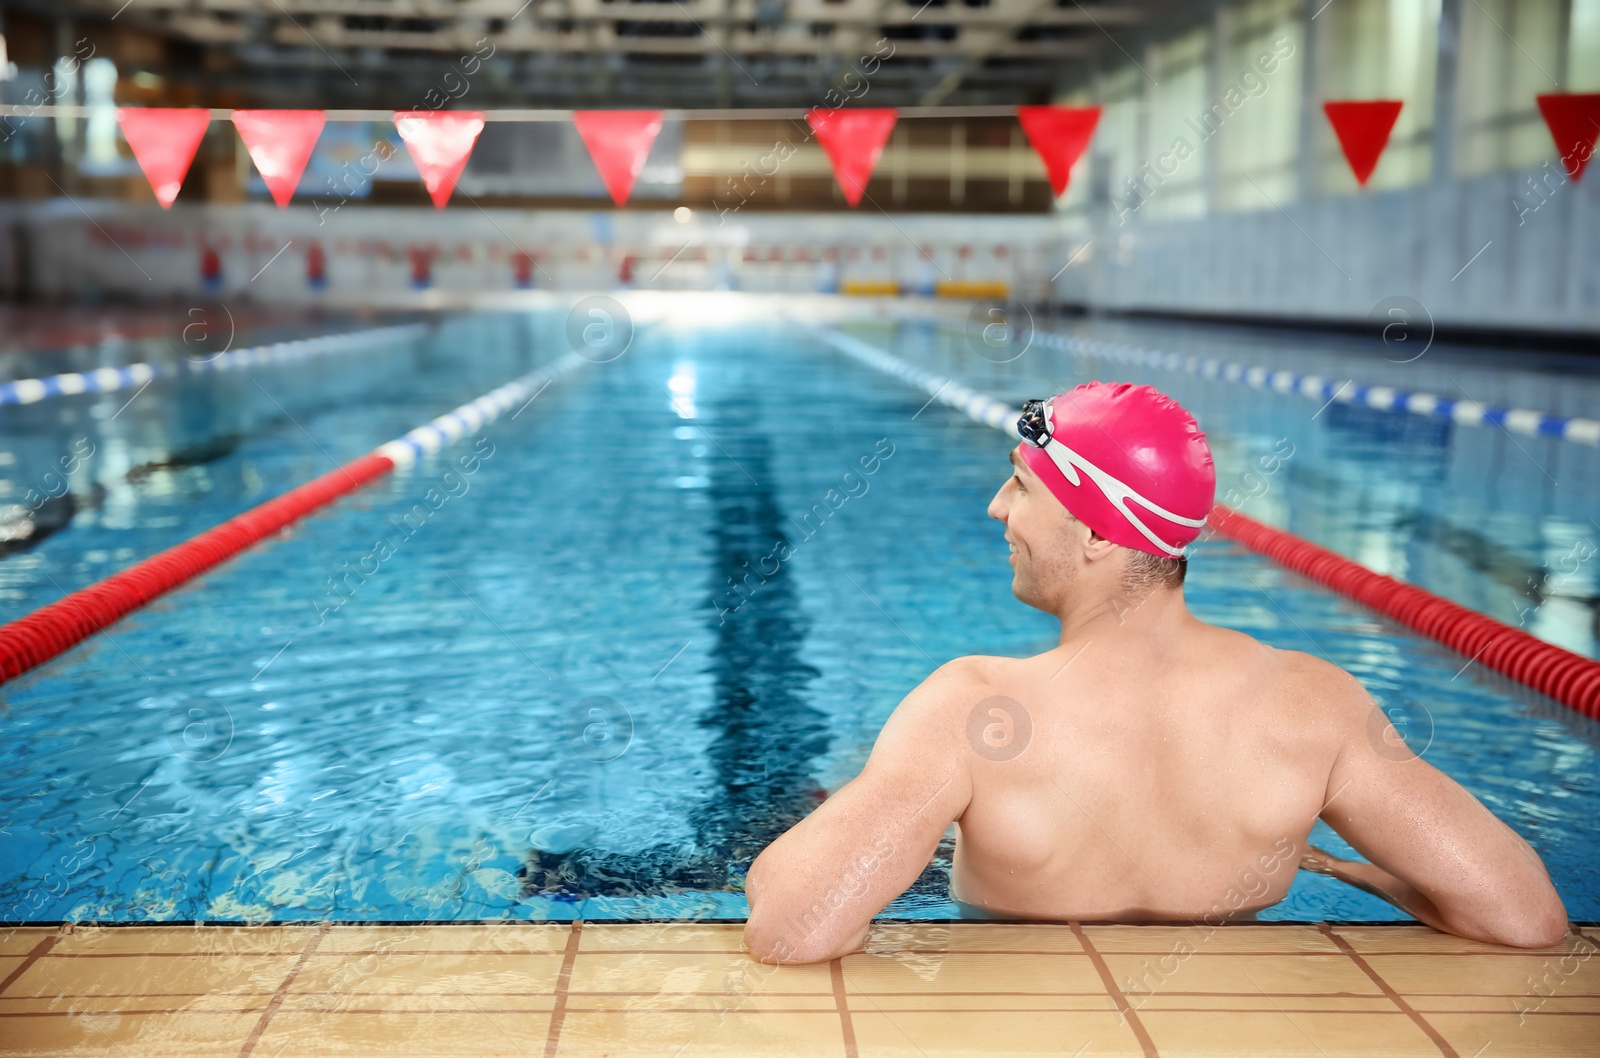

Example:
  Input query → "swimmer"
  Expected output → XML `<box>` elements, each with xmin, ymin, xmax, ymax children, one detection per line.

<box><xmin>744</xmin><ymin>382</ymin><xmax>1568</xmax><ymax>963</ymax></box>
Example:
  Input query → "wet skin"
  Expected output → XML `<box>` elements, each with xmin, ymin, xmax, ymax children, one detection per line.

<box><xmin>744</xmin><ymin>447</ymin><xmax>1569</xmax><ymax>963</ymax></box>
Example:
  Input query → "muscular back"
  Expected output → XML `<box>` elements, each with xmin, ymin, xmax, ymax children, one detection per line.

<box><xmin>744</xmin><ymin>609</ymin><xmax>1568</xmax><ymax>963</ymax></box>
<box><xmin>951</xmin><ymin>626</ymin><xmax>1339</xmax><ymax>920</ymax></box>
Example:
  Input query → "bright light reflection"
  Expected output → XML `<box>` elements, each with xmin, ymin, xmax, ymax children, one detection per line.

<box><xmin>668</xmin><ymin>362</ymin><xmax>696</xmax><ymax>419</ymax></box>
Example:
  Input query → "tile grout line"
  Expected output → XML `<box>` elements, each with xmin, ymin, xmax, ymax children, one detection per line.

<box><xmin>0</xmin><ymin>935</ymin><xmax>58</xmax><ymax>996</ymax></box>
<box><xmin>828</xmin><ymin>958</ymin><xmax>860</xmax><ymax>1058</ymax></box>
<box><xmin>542</xmin><ymin>920</ymin><xmax>583</xmax><ymax>1058</ymax></box>
<box><xmin>1070</xmin><ymin>922</ymin><xmax>1159</xmax><ymax>1057</ymax></box>
<box><xmin>236</xmin><ymin>922</ymin><xmax>328</xmax><ymax>1058</ymax></box>
<box><xmin>1318</xmin><ymin>923</ymin><xmax>1459</xmax><ymax>1057</ymax></box>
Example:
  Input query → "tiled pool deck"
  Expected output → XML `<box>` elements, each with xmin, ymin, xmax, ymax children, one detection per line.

<box><xmin>1</xmin><ymin>922</ymin><xmax>1596</xmax><ymax>1056</ymax></box>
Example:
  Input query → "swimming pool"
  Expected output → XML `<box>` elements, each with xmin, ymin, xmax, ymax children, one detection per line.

<box><xmin>1</xmin><ymin>302</ymin><xmax>1596</xmax><ymax>925</ymax></box>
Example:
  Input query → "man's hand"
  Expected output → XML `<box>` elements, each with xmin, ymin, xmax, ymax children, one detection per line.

<box><xmin>1297</xmin><ymin>844</ymin><xmax>1455</xmax><ymax>932</ymax></box>
<box><xmin>742</xmin><ymin>660</ymin><xmax>978</xmax><ymax>964</ymax></box>
<box><xmin>1297</xmin><ymin>845</ymin><xmax>1342</xmax><ymax>876</ymax></box>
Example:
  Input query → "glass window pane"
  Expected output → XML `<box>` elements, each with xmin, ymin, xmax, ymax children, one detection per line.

<box><xmin>1455</xmin><ymin>0</ymin><xmax>1565</xmax><ymax>176</ymax></box>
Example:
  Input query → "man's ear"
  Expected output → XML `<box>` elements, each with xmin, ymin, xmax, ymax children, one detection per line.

<box><xmin>1083</xmin><ymin>528</ymin><xmax>1120</xmax><ymax>563</ymax></box>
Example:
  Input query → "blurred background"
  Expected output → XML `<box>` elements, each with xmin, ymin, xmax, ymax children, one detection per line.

<box><xmin>0</xmin><ymin>0</ymin><xmax>1593</xmax><ymax>328</ymax></box>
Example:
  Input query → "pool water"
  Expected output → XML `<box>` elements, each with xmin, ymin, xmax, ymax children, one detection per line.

<box><xmin>1</xmin><ymin>304</ymin><xmax>1596</xmax><ymax>924</ymax></box>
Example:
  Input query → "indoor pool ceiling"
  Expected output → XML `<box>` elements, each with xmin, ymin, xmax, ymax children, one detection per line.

<box><xmin>45</xmin><ymin>0</ymin><xmax>1168</xmax><ymax>108</ymax></box>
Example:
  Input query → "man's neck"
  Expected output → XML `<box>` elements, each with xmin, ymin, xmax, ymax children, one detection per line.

<box><xmin>1055</xmin><ymin>583</ymin><xmax>1190</xmax><ymax>646</ymax></box>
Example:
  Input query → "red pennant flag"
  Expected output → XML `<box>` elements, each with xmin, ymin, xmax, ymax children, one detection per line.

<box><xmin>807</xmin><ymin>108</ymin><xmax>898</xmax><ymax>207</ymax></box>
<box><xmin>1322</xmin><ymin>100</ymin><xmax>1404</xmax><ymax>187</ymax></box>
<box><xmin>393</xmin><ymin>111</ymin><xmax>487</xmax><ymax>208</ymax></box>
<box><xmin>571</xmin><ymin>111</ymin><xmax>664</xmax><ymax>206</ymax></box>
<box><xmin>117</xmin><ymin>108</ymin><xmax>212</xmax><ymax>209</ymax></box>
<box><xmin>1536</xmin><ymin>93</ymin><xmax>1600</xmax><ymax>181</ymax></box>
<box><xmin>1016</xmin><ymin>105</ymin><xmax>1102</xmax><ymax>198</ymax></box>
<box><xmin>231</xmin><ymin>110</ymin><xmax>326</xmax><ymax>208</ymax></box>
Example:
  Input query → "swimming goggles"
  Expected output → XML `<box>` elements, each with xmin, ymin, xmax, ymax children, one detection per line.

<box><xmin>1016</xmin><ymin>398</ymin><xmax>1207</xmax><ymax>558</ymax></box>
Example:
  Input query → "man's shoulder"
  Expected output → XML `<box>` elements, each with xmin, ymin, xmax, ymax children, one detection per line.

<box><xmin>892</xmin><ymin>654</ymin><xmax>1015</xmax><ymax>725</ymax></box>
<box><xmin>1261</xmin><ymin>643</ymin><xmax>1375</xmax><ymax>720</ymax></box>
<box><xmin>869</xmin><ymin>655</ymin><xmax>1011</xmax><ymax>768</ymax></box>
<box><xmin>924</xmin><ymin>653</ymin><xmax>1026</xmax><ymax>699</ymax></box>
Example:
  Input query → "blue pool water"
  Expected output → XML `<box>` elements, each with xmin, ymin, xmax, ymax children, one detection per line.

<box><xmin>1</xmin><ymin>303</ymin><xmax>1596</xmax><ymax>924</ymax></box>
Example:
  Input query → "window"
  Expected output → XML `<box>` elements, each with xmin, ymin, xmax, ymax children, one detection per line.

<box><xmin>1573</xmin><ymin>0</ymin><xmax>1600</xmax><ymax>91</ymax></box>
<box><xmin>81</xmin><ymin>57</ymin><xmax>124</xmax><ymax>175</ymax></box>
<box><xmin>1455</xmin><ymin>0</ymin><xmax>1566</xmax><ymax>176</ymax></box>
<box><xmin>1214</xmin><ymin>0</ymin><xmax>1304</xmax><ymax>210</ymax></box>
<box><xmin>1144</xmin><ymin>29</ymin><xmax>1209</xmax><ymax>220</ymax></box>
<box><xmin>1095</xmin><ymin>64</ymin><xmax>1146</xmax><ymax>222</ymax></box>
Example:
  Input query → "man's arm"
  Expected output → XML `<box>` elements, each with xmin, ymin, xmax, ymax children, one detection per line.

<box><xmin>1314</xmin><ymin>668</ymin><xmax>1568</xmax><ymax>948</ymax></box>
<box><xmin>743</xmin><ymin>661</ymin><xmax>976</xmax><ymax>964</ymax></box>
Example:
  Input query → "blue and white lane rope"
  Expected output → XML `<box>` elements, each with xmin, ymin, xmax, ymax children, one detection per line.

<box><xmin>1027</xmin><ymin>330</ymin><xmax>1600</xmax><ymax>448</ymax></box>
<box><xmin>818</xmin><ymin>328</ymin><xmax>1024</xmax><ymax>435</ymax></box>
<box><xmin>372</xmin><ymin>352</ymin><xmax>586</xmax><ymax>469</ymax></box>
<box><xmin>0</xmin><ymin>323</ymin><xmax>429</xmax><ymax>407</ymax></box>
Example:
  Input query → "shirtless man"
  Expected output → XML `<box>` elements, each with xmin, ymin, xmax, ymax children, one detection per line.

<box><xmin>744</xmin><ymin>382</ymin><xmax>1568</xmax><ymax>963</ymax></box>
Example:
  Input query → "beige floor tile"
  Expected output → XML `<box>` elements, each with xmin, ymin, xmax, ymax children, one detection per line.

<box><xmin>578</xmin><ymin>922</ymin><xmax>747</xmax><ymax>953</ymax></box>
<box><xmin>1415</xmin><ymin>994</ymin><xmax>1600</xmax><ymax>1014</ymax></box>
<box><xmin>7</xmin><ymin>922</ymin><xmax>1587</xmax><ymax>1055</ymax></box>
<box><xmin>1330</xmin><ymin>925</ymin><xmax>1594</xmax><ymax>955</ymax></box>
<box><xmin>0</xmin><ymin>1011</ymin><xmax>259</xmax><ymax>1057</ymax></box>
<box><xmin>556</xmin><ymin>1010</ymin><xmax>846</xmax><ymax>1057</ymax></box>
<box><xmin>1102</xmin><ymin>952</ymin><xmax>1379</xmax><ymax>999</ymax></box>
<box><xmin>258</xmin><ymin>1010</ymin><xmax>552</xmax><ymax>1057</ymax></box>
<box><xmin>49</xmin><ymin>924</ymin><xmax>318</xmax><ymax>957</ymax></box>
<box><xmin>1428</xmin><ymin>1011</ymin><xmax>1600</xmax><ymax>1057</ymax></box>
<box><xmin>1139</xmin><ymin>1010</ymin><xmax>1442</xmax><ymax>1055</ymax></box>
<box><xmin>0</xmin><ymin>991</ymin><xmax>271</xmax><ymax>1014</ymax></box>
<box><xmin>0</xmin><ymin>929</ymin><xmax>55</xmax><ymax>957</ymax></box>
<box><xmin>567</xmin><ymin>952</ymin><xmax>832</xmax><ymax>995</ymax></box>
<box><xmin>1132</xmin><ymin>994</ymin><xmax>1394</xmax><ymax>1012</ymax></box>
<box><xmin>277</xmin><ymin>991</ymin><xmax>558</xmax><ymax>1014</ymax></box>
<box><xmin>847</xmin><ymin>994</ymin><xmax>1117</xmax><ymax>1012</ymax></box>
<box><xmin>865</xmin><ymin>923</ymin><xmax>1082</xmax><ymax>954</ymax></box>
<box><xmin>1361</xmin><ymin>953</ymin><xmax>1600</xmax><ymax>996</ymax></box>
<box><xmin>317</xmin><ymin>923</ymin><xmax>570</xmax><ymax>955</ymax></box>
<box><xmin>6</xmin><ymin>953</ymin><xmax>295</xmax><ymax>999</ymax></box>
<box><xmin>568</xmin><ymin>992</ymin><xmax>838</xmax><ymax>1013</ymax></box>
<box><xmin>289</xmin><ymin>951</ymin><xmax>565</xmax><ymax>996</ymax></box>
<box><xmin>850</xmin><ymin>1009</ymin><xmax>1140</xmax><ymax>1056</ymax></box>
<box><xmin>1083</xmin><ymin>925</ymin><xmax>1339</xmax><ymax>955</ymax></box>
<box><xmin>840</xmin><ymin>952</ymin><xmax>1108</xmax><ymax>995</ymax></box>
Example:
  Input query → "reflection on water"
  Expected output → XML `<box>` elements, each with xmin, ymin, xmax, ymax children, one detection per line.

<box><xmin>519</xmin><ymin>391</ymin><xmax>830</xmax><ymax>900</ymax></box>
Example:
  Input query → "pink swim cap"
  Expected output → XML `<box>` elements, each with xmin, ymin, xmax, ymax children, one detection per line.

<box><xmin>1016</xmin><ymin>382</ymin><xmax>1215</xmax><ymax>558</ymax></box>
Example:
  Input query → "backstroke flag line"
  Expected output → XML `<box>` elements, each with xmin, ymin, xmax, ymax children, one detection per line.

<box><xmin>393</xmin><ymin>111</ymin><xmax>487</xmax><ymax>209</ymax></box>
<box><xmin>1016</xmin><ymin>106</ymin><xmax>1102</xmax><ymax>198</ymax></box>
<box><xmin>571</xmin><ymin>110</ymin><xmax>665</xmax><ymax>206</ymax></box>
<box><xmin>807</xmin><ymin>108</ymin><xmax>898</xmax><ymax>208</ymax></box>
<box><xmin>117</xmin><ymin>108</ymin><xmax>212</xmax><ymax>209</ymax></box>
<box><xmin>1322</xmin><ymin>100</ymin><xmax>1404</xmax><ymax>187</ymax></box>
<box><xmin>1535</xmin><ymin>93</ymin><xmax>1600</xmax><ymax>181</ymax></box>
<box><xmin>232</xmin><ymin>110</ymin><xmax>327</xmax><ymax>209</ymax></box>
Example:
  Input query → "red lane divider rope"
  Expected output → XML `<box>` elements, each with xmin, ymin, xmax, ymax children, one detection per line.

<box><xmin>0</xmin><ymin>351</ymin><xmax>582</xmax><ymax>688</ymax></box>
<box><xmin>0</xmin><ymin>454</ymin><xmax>395</xmax><ymax>684</ymax></box>
<box><xmin>1208</xmin><ymin>505</ymin><xmax>1600</xmax><ymax>720</ymax></box>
